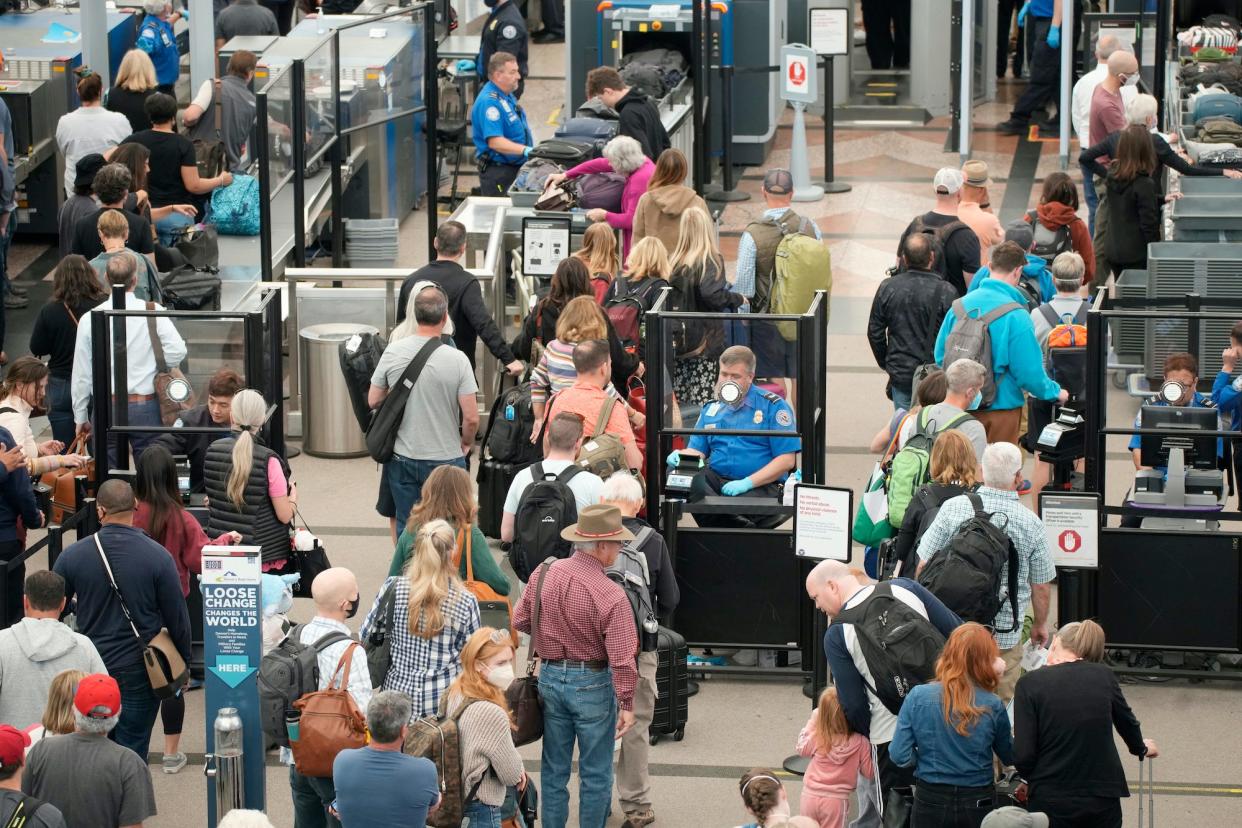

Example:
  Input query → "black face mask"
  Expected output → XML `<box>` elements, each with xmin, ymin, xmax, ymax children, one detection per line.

<box><xmin>484</xmin><ymin>0</ymin><xmax>500</xmax><ymax>7</ymax></box>
<box><xmin>345</xmin><ymin>597</ymin><xmax>360</xmax><ymax>619</ymax></box>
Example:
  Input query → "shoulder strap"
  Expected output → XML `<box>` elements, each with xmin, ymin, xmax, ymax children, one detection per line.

<box><xmin>530</xmin><ymin>461</ymin><xmax>546</xmax><ymax>481</ymax></box>
<box><xmin>593</xmin><ymin>396</ymin><xmax>617</xmax><ymax>438</ymax></box>
<box><xmin>145</xmin><ymin>301</ymin><xmax>169</xmax><ymax>372</ymax></box>
<box><xmin>1073</xmin><ymin>299</ymin><xmax>1091</xmax><ymax>325</ymax></box>
<box><xmin>951</xmin><ymin>298</ymin><xmax>968</xmax><ymax>322</ymax></box>
<box><xmin>213</xmin><ymin>78</ymin><xmax>223</xmax><ymax>136</ymax></box>
<box><xmin>328</xmin><ymin>642</ymin><xmax>361</xmax><ymax>690</ymax></box>
<box><xmin>556</xmin><ymin>463</ymin><xmax>583</xmax><ymax>484</ymax></box>
<box><xmin>311</xmin><ymin>629</ymin><xmax>353</xmax><ymax>652</ymax></box>
<box><xmin>93</xmin><ymin>534</ymin><xmax>146</xmax><ymax>649</ymax></box>
<box><xmin>1038</xmin><ymin>304</ymin><xmax>1060</xmax><ymax>327</ymax></box>
<box><xmin>462</xmin><ymin>524</ymin><xmax>475</xmax><ymax>581</ymax></box>
<box><xmin>980</xmin><ymin>301</ymin><xmax>1025</xmax><ymax>324</ymax></box>
<box><xmin>2</xmin><ymin>794</ymin><xmax>47</xmax><ymax>828</ymax></box>
<box><xmin>940</xmin><ymin>411</ymin><xmax>975</xmax><ymax>432</ymax></box>
<box><xmin>883</xmin><ymin>411</ymin><xmax>916</xmax><ymax>461</ymax></box>
<box><xmin>64</xmin><ymin>303</ymin><xmax>79</xmax><ymax>326</ymax></box>
<box><xmin>0</xmin><ymin>408</ymin><xmax>16</xmax><ymax>417</ymax></box>
<box><xmin>529</xmin><ymin>559</ymin><xmax>554</xmax><ymax>668</ymax></box>
<box><xmin>390</xmin><ymin>337</ymin><xmax>443</xmax><ymax>398</ymax></box>
<box><xmin>966</xmin><ymin>491</ymin><xmax>987</xmax><ymax>518</ymax></box>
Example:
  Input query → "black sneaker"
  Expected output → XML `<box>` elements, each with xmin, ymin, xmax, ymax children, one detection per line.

<box><xmin>996</xmin><ymin>119</ymin><xmax>1030</xmax><ymax>136</ymax></box>
<box><xmin>532</xmin><ymin>30</ymin><xmax>564</xmax><ymax>44</ymax></box>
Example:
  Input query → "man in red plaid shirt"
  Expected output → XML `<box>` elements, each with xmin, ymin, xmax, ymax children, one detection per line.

<box><xmin>513</xmin><ymin>503</ymin><xmax>639</xmax><ymax>828</ymax></box>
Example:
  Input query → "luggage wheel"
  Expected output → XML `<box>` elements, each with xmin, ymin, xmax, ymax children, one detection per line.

<box><xmin>649</xmin><ymin>733</ymin><xmax>660</xmax><ymax>746</ymax></box>
<box><xmin>673</xmin><ymin>727</ymin><xmax>685</xmax><ymax>742</ymax></box>
<box><xmin>1111</xmin><ymin>370</ymin><xmax>1127</xmax><ymax>390</ymax></box>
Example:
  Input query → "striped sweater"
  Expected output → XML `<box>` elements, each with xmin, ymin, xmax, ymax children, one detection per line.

<box><xmin>445</xmin><ymin>694</ymin><xmax>525</xmax><ymax>807</ymax></box>
<box><xmin>531</xmin><ymin>338</ymin><xmax>622</xmax><ymax>408</ymax></box>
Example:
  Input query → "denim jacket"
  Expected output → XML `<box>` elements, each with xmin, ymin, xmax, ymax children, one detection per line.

<box><xmin>889</xmin><ymin>682</ymin><xmax>1014</xmax><ymax>787</ymax></box>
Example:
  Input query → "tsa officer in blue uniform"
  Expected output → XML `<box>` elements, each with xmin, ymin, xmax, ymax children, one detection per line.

<box><xmin>478</xmin><ymin>0</ymin><xmax>529</xmax><ymax>99</ymax></box>
<box><xmin>471</xmin><ymin>52</ymin><xmax>534</xmax><ymax>197</ymax></box>
<box><xmin>668</xmin><ymin>345</ymin><xmax>801</xmax><ymax>527</ymax></box>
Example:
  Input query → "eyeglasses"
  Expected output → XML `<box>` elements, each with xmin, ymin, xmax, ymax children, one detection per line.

<box><xmin>488</xmin><ymin>628</ymin><xmax>511</xmax><ymax>645</ymax></box>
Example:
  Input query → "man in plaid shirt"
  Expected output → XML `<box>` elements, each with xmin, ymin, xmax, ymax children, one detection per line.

<box><xmin>915</xmin><ymin>442</ymin><xmax>1055</xmax><ymax>702</ymax></box>
<box><xmin>513</xmin><ymin>504</ymin><xmax>639</xmax><ymax>828</ymax></box>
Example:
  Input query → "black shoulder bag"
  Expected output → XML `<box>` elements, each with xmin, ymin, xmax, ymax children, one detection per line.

<box><xmin>365</xmin><ymin>337</ymin><xmax>443</xmax><ymax>463</ymax></box>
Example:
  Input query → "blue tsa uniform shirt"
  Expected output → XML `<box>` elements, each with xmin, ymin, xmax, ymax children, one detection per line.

<box><xmin>687</xmin><ymin>386</ymin><xmax>801</xmax><ymax>482</ymax></box>
<box><xmin>477</xmin><ymin>1</ymin><xmax>529</xmax><ymax>97</ymax></box>
<box><xmin>137</xmin><ymin>16</ymin><xmax>180</xmax><ymax>89</ymax></box>
<box><xmin>471</xmin><ymin>81</ymin><xmax>532</xmax><ymax>195</ymax></box>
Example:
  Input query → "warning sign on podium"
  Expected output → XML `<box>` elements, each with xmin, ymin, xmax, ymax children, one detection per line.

<box><xmin>1038</xmin><ymin>492</ymin><xmax>1100</xmax><ymax>569</ymax></box>
<box><xmin>780</xmin><ymin>43</ymin><xmax>818</xmax><ymax>104</ymax></box>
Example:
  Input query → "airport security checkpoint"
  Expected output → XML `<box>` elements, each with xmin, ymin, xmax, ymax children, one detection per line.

<box><xmin>0</xmin><ymin>0</ymin><xmax>1240</xmax><ymax>825</ymax></box>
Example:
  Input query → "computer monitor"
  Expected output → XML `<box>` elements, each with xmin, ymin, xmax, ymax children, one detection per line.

<box><xmin>1138</xmin><ymin>404</ymin><xmax>1219</xmax><ymax>470</ymax></box>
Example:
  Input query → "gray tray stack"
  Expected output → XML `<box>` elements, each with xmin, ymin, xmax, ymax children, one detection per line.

<box><xmin>345</xmin><ymin>218</ymin><xmax>400</xmax><ymax>268</ymax></box>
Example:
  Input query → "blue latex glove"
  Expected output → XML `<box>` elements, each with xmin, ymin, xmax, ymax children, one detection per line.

<box><xmin>1016</xmin><ymin>1</ymin><xmax>1030</xmax><ymax>26</ymax></box>
<box><xmin>1047</xmin><ymin>25</ymin><xmax>1061</xmax><ymax>49</ymax></box>
<box><xmin>455</xmin><ymin>59</ymin><xmax>476</xmax><ymax>74</ymax></box>
<box><xmin>722</xmin><ymin>477</ymin><xmax>755</xmax><ymax>497</ymax></box>
<box><xmin>665</xmin><ymin>450</ymin><xmax>681</xmax><ymax>468</ymax></box>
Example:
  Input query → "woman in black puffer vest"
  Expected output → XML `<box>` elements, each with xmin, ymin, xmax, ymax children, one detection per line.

<box><xmin>204</xmin><ymin>389</ymin><xmax>296</xmax><ymax>565</ymax></box>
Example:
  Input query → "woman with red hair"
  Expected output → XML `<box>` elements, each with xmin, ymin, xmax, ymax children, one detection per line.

<box><xmin>442</xmin><ymin>627</ymin><xmax>528</xmax><ymax>827</ymax></box>
<box><xmin>888</xmin><ymin>622</ymin><xmax>1013</xmax><ymax>827</ymax></box>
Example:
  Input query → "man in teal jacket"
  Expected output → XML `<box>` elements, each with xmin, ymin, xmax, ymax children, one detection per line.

<box><xmin>935</xmin><ymin>241</ymin><xmax>1068</xmax><ymax>445</ymax></box>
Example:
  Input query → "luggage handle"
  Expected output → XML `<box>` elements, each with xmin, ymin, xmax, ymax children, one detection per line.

<box><xmin>1138</xmin><ymin>755</ymin><xmax>1154</xmax><ymax>828</ymax></box>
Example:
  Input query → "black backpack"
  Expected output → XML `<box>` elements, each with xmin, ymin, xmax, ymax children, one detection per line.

<box><xmin>1015</xmin><ymin>271</ymin><xmax>1044</xmax><ymax>312</ymax></box>
<box><xmin>365</xmin><ymin>337</ymin><xmax>444</xmax><ymax>463</ymax></box>
<box><xmin>667</xmin><ymin>264</ymin><xmax>707</xmax><ymax>358</ymax></box>
<box><xmin>340</xmin><ymin>331</ymin><xmax>387</xmax><ymax>433</ymax></box>
<box><xmin>917</xmin><ymin>493</ymin><xmax>1021</xmax><ymax>633</ymax></box>
<box><xmin>831</xmin><ymin>582</ymin><xmax>947</xmax><ymax>715</ymax></box>
<box><xmin>483</xmin><ymin>382</ymin><xmax>543</xmax><ymax>466</ymax></box>
<box><xmin>257</xmin><ymin>626</ymin><xmax>353</xmax><ymax>748</ymax></box>
<box><xmin>509</xmin><ymin>463</ymin><xmax>582</xmax><ymax>582</ymax></box>
<box><xmin>904</xmin><ymin>215</ymin><xmax>971</xmax><ymax>278</ymax></box>
<box><xmin>1027</xmin><ymin>215</ymin><xmax>1074</xmax><ymax>267</ymax></box>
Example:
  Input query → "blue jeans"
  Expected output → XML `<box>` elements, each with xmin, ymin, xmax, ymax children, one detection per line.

<box><xmin>386</xmin><ymin>454</ymin><xmax>468</xmax><ymax>528</ymax></box>
<box><xmin>47</xmin><ymin>376</ymin><xmax>75</xmax><ymax>448</ymax></box>
<box><xmin>1082</xmin><ymin>166</ymin><xmax>1099</xmax><ymax>238</ymax></box>
<box><xmin>289</xmin><ymin>764</ymin><xmax>340</xmax><ymax>828</ymax></box>
<box><xmin>464</xmin><ymin>800</ymin><xmax>503</xmax><ymax>828</ymax></box>
<box><xmin>155</xmin><ymin>211</ymin><xmax>194</xmax><ymax>247</ymax></box>
<box><xmin>109</xmin><ymin>664</ymin><xmax>160</xmax><ymax>759</ymax></box>
<box><xmin>890</xmin><ymin>384</ymin><xmax>913</xmax><ymax>413</ymax></box>
<box><xmin>107</xmin><ymin>398</ymin><xmax>164</xmax><ymax>469</ymax></box>
<box><xmin>538</xmin><ymin>663</ymin><xmax>618</xmax><ymax>828</ymax></box>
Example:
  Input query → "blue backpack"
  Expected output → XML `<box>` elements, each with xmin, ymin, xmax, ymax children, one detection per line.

<box><xmin>210</xmin><ymin>174</ymin><xmax>260</xmax><ymax>236</ymax></box>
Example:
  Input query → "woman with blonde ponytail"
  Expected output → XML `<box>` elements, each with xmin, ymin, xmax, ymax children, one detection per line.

<box><xmin>204</xmin><ymin>389</ymin><xmax>296</xmax><ymax>566</ymax></box>
<box><xmin>360</xmin><ymin>519</ymin><xmax>480</xmax><ymax>719</ymax></box>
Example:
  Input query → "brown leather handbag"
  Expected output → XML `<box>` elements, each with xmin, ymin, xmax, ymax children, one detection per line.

<box><xmin>40</xmin><ymin>433</ymin><xmax>94</xmax><ymax>524</ymax></box>
<box><xmin>291</xmin><ymin>643</ymin><xmax>368</xmax><ymax>778</ymax></box>
<box><xmin>146</xmin><ymin>302</ymin><xmax>197</xmax><ymax>426</ymax></box>
<box><xmin>505</xmin><ymin>559</ymin><xmax>551</xmax><ymax>747</ymax></box>
<box><xmin>453</xmin><ymin>526</ymin><xmax>517</xmax><ymax>647</ymax></box>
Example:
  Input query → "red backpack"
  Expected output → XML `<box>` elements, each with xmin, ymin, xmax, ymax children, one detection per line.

<box><xmin>605</xmin><ymin>277</ymin><xmax>667</xmax><ymax>354</ymax></box>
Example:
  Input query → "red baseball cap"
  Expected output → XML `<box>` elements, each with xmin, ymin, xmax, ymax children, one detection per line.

<box><xmin>74</xmin><ymin>674</ymin><xmax>121</xmax><ymax>718</ymax></box>
<box><xmin>0</xmin><ymin>726</ymin><xmax>30</xmax><ymax>768</ymax></box>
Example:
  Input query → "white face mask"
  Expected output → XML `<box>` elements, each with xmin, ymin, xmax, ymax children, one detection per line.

<box><xmin>485</xmin><ymin>663</ymin><xmax>515</xmax><ymax>691</ymax></box>
<box><xmin>1123</xmin><ymin>73</ymin><xmax>1140</xmax><ymax>87</ymax></box>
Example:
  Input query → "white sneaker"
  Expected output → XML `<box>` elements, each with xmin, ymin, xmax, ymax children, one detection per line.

<box><xmin>162</xmin><ymin>752</ymin><xmax>187</xmax><ymax>774</ymax></box>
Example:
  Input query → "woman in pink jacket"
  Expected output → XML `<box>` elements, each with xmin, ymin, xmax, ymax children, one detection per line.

<box><xmin>796</xmin><ymin>687</ymin><xmax>874</xmax><ymax>828</ymax></box>
<box><xmin>547</xmin><ymin>135</ymin><xmax>655</xmax><ymax>257</ymax></box>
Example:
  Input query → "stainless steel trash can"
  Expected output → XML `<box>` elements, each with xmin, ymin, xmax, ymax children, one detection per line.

<box><xmin>299</xmin><ymin>323</ymin><xmax>379</xmax><ymax>458</ymax></box>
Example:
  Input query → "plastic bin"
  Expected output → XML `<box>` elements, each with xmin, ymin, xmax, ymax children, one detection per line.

<box><xmin>299</xmin><ymin>323</ymin><xmax>379</xmax><ymax>458</ymax></box>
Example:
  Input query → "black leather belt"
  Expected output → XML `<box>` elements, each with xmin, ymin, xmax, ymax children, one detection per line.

<box><xmin>542</xmin><ymin>659</ymin><xmax>608</xmax><ymax>671</ymax></box>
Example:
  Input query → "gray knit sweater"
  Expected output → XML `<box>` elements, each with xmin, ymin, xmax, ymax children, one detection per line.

<box><xmin>446</xmin><ymin>693</ymin><xmax>525</xmax><ymax>807</ymax></box>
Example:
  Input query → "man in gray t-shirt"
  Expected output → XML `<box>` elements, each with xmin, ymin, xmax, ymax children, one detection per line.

<box><xmin>369</xmin><ymin>284</ymin><xmax>479</xmax><ymax>526</ymax></box>
<box><xmin>900</xmin><ymin>359</ymin><xmax>990</xmax><ymax>463</ymax></box>
<box><xmin>214</xmin><ymin>0</ymin><xmax>278</xmax><ymax>47</ymax></box>
<box><xmin>22</xmin><ymin>675</ymin><xmax>156</xmax><ymax>828</ymax></box>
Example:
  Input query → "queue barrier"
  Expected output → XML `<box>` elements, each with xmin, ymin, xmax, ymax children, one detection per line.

<box><xmin>0</xmin><ymin>500</ymin><xmax>99</xmax><ymax>629</ymax></box>
<box><xmin>88</xmin><ymin>288</ymin><xmax>284</xmax><ymax>481</ymax></box>
<box><xmin>643</xmin><ymin>290</ymin><xmax>829</xmax><ymax>691</ymax></box>
<box><xmin>1061</xmin><ymin>289</ymin><xmax>1242</xmax><ymax>679</ymax></box>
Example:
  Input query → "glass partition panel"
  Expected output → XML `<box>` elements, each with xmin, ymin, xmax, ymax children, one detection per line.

<box><xmin>336</xmin><ymin>8</ymin><xmax>427</xmax><ymax>133</ymax></box>
<box><xmin>259</xmin><ymin>64</ymin><xmax>296</xmax><ymax>197</ymax></box>
<box><xmin>302</xmin><ymin>34</ymin><xmax>338</xmax><ymax>173</ymax></box>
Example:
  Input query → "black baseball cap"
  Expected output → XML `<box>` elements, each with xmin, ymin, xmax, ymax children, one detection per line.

<box><xmin>74</xmin><ymin>153</ymin><xmax>107</xmax><ymax>190</ymax></box>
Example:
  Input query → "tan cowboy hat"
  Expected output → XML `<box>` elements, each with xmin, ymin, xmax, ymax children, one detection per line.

<box><xmin>560</xmin><ymin>503</ymin><xmax>636</xmax><ymax>543</ymax></box>
<box><xmin>961</xmin><ymin>159</ymin><xmax>992</xmax><ymax>188</ymax></box>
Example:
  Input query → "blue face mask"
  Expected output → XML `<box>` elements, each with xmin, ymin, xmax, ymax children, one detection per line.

<box><xmin>968</xmin><ymin>391</ymin><xmax>983</xmax><ymax>411</ymax></box>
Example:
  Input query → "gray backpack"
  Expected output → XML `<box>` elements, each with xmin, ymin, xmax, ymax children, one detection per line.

<box><xmin>941</xmin><ymin>299</ymin><xmax>1024</xmax><ymax>408</ymax></box>
<box><xmin>606</xmin><ymin>529</ymin><xmax>659</xmax><ymax>652</ymax></box>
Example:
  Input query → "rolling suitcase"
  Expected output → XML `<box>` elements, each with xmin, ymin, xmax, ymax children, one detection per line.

<box><xmin>1136</xmin><ymin>757</ymin><xmax>1155</xmax><ymax>828</ymax></box>
<box><xmin>477</xmin><ymin>458</ymin><xmax>519</xmax><ymax>539</ymax></box>
<box><xmin>553</xmin><ymin>117</ymin><xmax>619</xmax><ymax>158</ymax></box>
<box><xmin>649</xmin><ymin>626</ymin><xmax>688</xmax><ymax>745</ymax></box>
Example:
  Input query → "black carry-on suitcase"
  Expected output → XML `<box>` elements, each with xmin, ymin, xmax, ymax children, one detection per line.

<box><xmin>649</xmin><ymin>626</ymin><xmax>689</xmax><ymax>745</ymax></box>
<box><xmin>477</xmin><ymin>458</ymin><xmax>518</xmax><ymax>540</ymax></box>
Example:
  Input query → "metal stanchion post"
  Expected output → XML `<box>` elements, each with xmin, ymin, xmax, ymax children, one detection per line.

<box><xmin>691</xmin><ymin>0</ymin><xmax>704</xmax><ymax>192</ymax></box>
<box><xmin>425</xmin><ymin>6</ymin><xmax>440</xmax><ymax>261</ymax></box>
<box><xmin>818</xmin><ymin>57</ymin><xmax>850</xmax><ymax>194</ymax></box>
<box><xmin>704</xmin><ymin>64</ymin><xmax>749</xmax><ymax>203</ymax></box>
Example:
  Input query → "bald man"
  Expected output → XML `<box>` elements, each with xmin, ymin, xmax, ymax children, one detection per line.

<box><xmin>805</xmin><ymin>560</ymin><xmax>961</xmax><ymax>820</ymax></box>
<box><xmin>284</xmin><ymin>567</ymin><xmax>371</xmax><ymax>828</ymax></box>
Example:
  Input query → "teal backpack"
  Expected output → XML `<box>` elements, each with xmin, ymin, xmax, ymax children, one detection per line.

<box><xmin>209</xmin><ymin>173</ymin><xmax>260</xmax><ymax>236</ymax></box>
<box><xmin>885</xmin><ymin>407</ymin><xmax>974</xmax><ymax>527</ymax></box>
